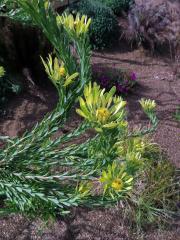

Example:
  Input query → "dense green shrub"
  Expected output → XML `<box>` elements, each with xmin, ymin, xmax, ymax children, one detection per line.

<box><xmin>69</xmin><ymin>0</ymin><xmax>119</xmax><ymax>49</ymax></box>
<box><xmin>0</xmin><ymin>0</ymin><xmax>32</xmax><ymax>24</ymax></box>
<box><xmin>99</xmin><ymin>0</ymin><xmax>133</xmax><ymax>15</ymax></box>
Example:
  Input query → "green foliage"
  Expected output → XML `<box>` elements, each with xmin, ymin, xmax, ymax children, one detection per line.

<box><xmin>0</xmin><ymin>0</ymin><xmax>92</xmax><ymax>217</ymax></box>
<box><xmin>0</xmin><ymin>0</ymin><xmax>32</xmax><ymax>24</ymax></box>
<box><xmin>129</xmin><ymin>158</ymin><xmax>179</xmax><ymax>229</ymax></box>
<box><xmin>16</xmin><ymin>0</ymin><xmax>91</xmax><ymax>116</ymax></box>
<box><xmin>0</xmin><ymin>66</ymin><xmax>21</xmax><ymax>112</ymax></box>
<box><xmin>0</xmin><ymin>75</ymin><xmax>160</xmax><ymax>219</ymax></box>
<box><xmin>99</xmin><ymin>0</ymin><xmax>133</xmax><ymax>15</ymax></box>
<box><xmin>69</xmin><ymin>0</ymin><xmax>119</xmax><ymax>49</ymax></box>
<box><xmin>114</xmin><ymin>137</ymin><xmax>179</xmax><ymax>229</ymax></box>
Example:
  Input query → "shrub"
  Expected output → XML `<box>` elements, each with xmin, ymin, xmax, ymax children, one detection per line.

<box><xmin>69</xmin><ymin>0</ymin><xmax>119</xmax><ymax>49</ymax></box>
<box><xmin>99</xmin><ymin>0</ymin><xmax>133</xmax><ymax>15</ymax></box>
<box><xmin>0</xmin><ymin>78</ymin><xmax>160</xmax><ymax>218</ymax></box>
<box><xmin>93</xmin><ymin>65</ymin><xmax>137</xmax><ymax>94</ymax></box>
<box><xmin>0</xmin><ymin>1</ymin><xmax>179</xmax><ymax>230</ymax></box>
<box><xmin>125</xmin><ymin>1</ymin><xmax>180</xmax><ymax>54</ymax></box>
<box><xmin>0</xmin><ymin>0</ymin><xmax>32</xmax><ymax>23</ymax></box>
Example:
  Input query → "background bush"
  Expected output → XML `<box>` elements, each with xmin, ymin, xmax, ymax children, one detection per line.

<box><xmin>99</xmin><ymin>0</ymin><xmax>133</xmax><ymax>15</ymax></box>
<box><xmin>0</xmin><ymin>0</ymin><xmax>32</xmax><ymax>24</ymax></box>
<box><xmin>69</xmin><ymin>0</ymin><xmax>119</xmax><ymax>49</ymax></box>
<box><xmin>125</xmin><ymin>1</ymin><xmax>180</xmax><ymax>55</ymax></box>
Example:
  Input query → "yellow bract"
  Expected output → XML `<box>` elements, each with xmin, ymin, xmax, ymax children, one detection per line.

<box><xmin>76</xmin><ymin>82</ymin><xmax>127</xmax><ymax>131</ymax></box>
<box><xmin>0</xmin><ymin>66</ymin><xmax>5</xmax><ymax>78</ymax></box>
<box><xmin>116</xmin><ymin>137</ymin><xmax>145</xmax><ymax>157</ymax></box>
<box><xmin>44</xmin><ymin>0</ymin><xmax>49</xmax><ymax>10</ymax></box>
<box><xmin>76</xmin><ymin>181</ymin><xmax>92</xmax><ymax>197</ymax></box>
<box><xmin>116</xmin><ymin>137</ymin><xmax>158</xmax><ymax>175</ymax></box>
<box><xmin>57</xmin><ymin>13</ymin><xmax>91</xmax><ymax>37</ymax></box>
<box><xmin>99</xmin><ymin>162</ymin><xmax>133</xmax><ymax>196</ymax></box>
<box><xmin>139</xmin><ymin>98</ymin><xmax>156</xmax><ymax>112</ymax></box>
<box><xmin>41</xmin><ymin>55</ymin><xmax>79</xmax><ymax>88</ymax></box>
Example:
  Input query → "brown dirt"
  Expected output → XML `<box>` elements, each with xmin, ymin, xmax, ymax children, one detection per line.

<box><xmin>0</xmin><ymin>46</ymin><xmax>179</xmax><ymax>239</ymax></box>
<box><xmin>0</xmin><ymin>87</ymin><xmax>57</xmax><ymax>138</ymax></box>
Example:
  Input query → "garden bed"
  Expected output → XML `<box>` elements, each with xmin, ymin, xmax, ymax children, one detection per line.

<box><xmin>0</xmin><ymin>46</ymin><xmax>179</xmax><ymax>240</ymax></box>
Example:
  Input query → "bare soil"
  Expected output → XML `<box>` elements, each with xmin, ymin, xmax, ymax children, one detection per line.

<box><xmin>0</xmin><ymin>46</ymin><xmax>179</xmax><ymax>239</ymax></box>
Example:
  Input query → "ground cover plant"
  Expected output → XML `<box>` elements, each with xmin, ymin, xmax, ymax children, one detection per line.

<box><xmin>0</xmin><ymin>0</ymin><xmax>179</xmax><ymax>233</ymax></box>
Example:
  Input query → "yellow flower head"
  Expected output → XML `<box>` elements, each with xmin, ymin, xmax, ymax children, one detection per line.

<box><xmin>41</xmin><ymin>55</ymin><xmax>78</xmax><ymax>88</ymax></box>
<box><xmin>44</xmin><ymin>0</ymin><xmax>49</xmax><ymax>10</ymax></box>
<box><xmin>116</xmin><ymin>137</ymin><xmax>145</xmax><ymax>158</ymax></box>
<box><xmin>76</xmin><ymin>82</ymin><xmax>127</xmax><ymax>131</ymax></box>
<box><xmin>57</xmin><ymin>13</ymin><xmax>91</xmax><ymax>37</ymax></box>
<box><xmin>139</xmin><ymin>98</ymin><xmax>156</xmax><ymax>113</ymax></box>
<box><xmin>99</xmin><ymin>162</ymin><xmax>133</xmax><ymax>197</ymax></box>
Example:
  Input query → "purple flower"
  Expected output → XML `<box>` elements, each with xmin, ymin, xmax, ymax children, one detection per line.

<box><xmin>130</xmin><ymin>72</ymin><xmax>137</xmax><ymax>81</ymax></box>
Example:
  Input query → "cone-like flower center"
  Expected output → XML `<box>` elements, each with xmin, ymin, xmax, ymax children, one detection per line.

<box><xmin>59</xmin><ymin>67</ymin><xmax>66</xmax><ymax>77</ymax></box>
<box><xmin>111</xmin><ymin>178</ymin><xmax>123</xmax><ymax>191</ymax></box>
<box><xmin>96</xmin><ymin>108</ymin><xmax>110</xmax><ymax>123</ymax></box>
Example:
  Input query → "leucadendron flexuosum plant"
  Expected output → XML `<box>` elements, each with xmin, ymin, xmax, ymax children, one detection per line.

<box><xmin>0</xmin><ymin>1</ymin><xmax>178</xmax><ymax>227</ymax></box>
